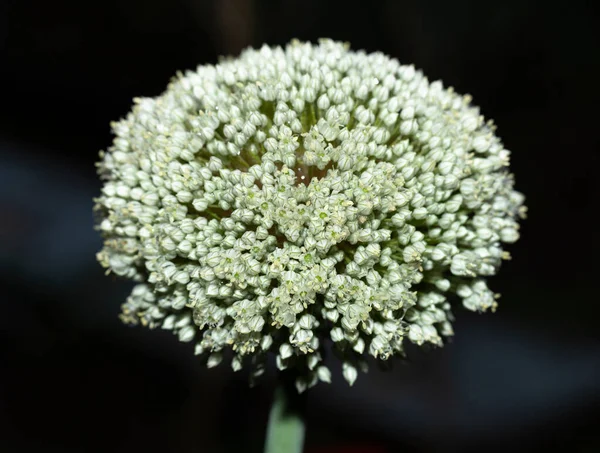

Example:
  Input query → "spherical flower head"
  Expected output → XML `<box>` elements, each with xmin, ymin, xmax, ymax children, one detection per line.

<box><xmin>95</xmin><ymin>39</ymin><xmax>525</xmax><ymax>391</ymax></box>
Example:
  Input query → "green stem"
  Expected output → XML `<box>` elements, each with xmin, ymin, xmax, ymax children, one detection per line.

<box><xmin>264</xmin><ymin>373</ymin><xmax>306</xmax><ymax>453</ymax></box>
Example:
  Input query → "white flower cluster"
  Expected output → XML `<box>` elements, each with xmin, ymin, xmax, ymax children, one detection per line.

<box><xmin>95</xmin><ymin>39</ymin><xmax>525</xmax><ymax>391</ymax></box>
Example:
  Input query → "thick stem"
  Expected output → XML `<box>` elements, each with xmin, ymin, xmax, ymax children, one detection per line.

<box><xmin>264</xmin><ymin>373</ymin><xmax>307</xmax><ymax>453</ymax></box>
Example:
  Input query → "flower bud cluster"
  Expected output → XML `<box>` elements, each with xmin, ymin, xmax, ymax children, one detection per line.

<box><xmin>96</xmin><ymin>39</ymin><xmax>524</xmax><ymax>391</ymax></box>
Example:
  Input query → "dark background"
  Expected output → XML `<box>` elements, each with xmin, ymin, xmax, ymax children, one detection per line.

<box><xmin>1</xmin><ymin>1</ymin><xmax>599</xmax><ymax>452</ymax></box>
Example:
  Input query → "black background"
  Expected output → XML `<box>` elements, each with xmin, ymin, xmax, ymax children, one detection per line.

<box><xmin>1</xmin><ymin>1</ymin><xmax>599</xmax><ymax>452</ymax></box>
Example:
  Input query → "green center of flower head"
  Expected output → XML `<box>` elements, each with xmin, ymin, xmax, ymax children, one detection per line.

<box><xmin>95</xmin><ymin>39</ymin><xmax>525</xmax><ymax>391</ymax></box>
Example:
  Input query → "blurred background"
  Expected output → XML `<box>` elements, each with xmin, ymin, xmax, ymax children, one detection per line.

<box><xmin>1</xmin><ymin>0</ymin><xmax>599</xmax><ymax>452</ymax></box>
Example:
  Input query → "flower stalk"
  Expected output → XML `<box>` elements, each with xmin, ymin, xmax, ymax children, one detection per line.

<box><xmin>264</xmin><ymin>373</ymin><xmax>307</xmax><ymax>453</ymax></box>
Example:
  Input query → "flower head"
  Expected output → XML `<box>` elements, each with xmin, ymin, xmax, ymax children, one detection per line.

<box><xmin>95</xmin><ymin>39</ymin><xmax>525</xmax><ymax>391</ymax></box>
